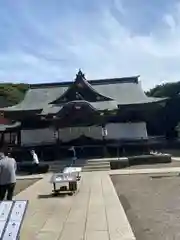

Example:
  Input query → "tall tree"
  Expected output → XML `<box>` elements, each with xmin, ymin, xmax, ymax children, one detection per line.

<box><xmin>146</xmin><ymin>82</ymin><xmax>180</xmax><ymax>138</ymax></box>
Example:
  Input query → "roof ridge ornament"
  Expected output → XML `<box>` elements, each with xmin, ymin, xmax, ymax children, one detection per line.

<box><xmin>75</xmin><ymin>69</ymin><xmax>85</xmax><ymax>82</ymax></box>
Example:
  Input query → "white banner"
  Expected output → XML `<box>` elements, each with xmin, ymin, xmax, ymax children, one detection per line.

<box><xmin>21</xmin><ymin>122</ymin><xmax>148</xmax><ymax>145</ymax></box>
<box><xmin>106</xmin><ymin>122</ymin><xmax>148</xmax><ymax>140</ymax></box>
<box><xmin>59</xmin><ymin>122</ymin><xmax>148</xmax><ymax>142</ymax></box>
<box><xmin>59</xmin><ymin>126</ymin><xmax>102</xmax><ymax>142</ymax></box>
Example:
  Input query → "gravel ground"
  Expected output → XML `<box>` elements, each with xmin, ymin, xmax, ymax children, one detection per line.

<box><xmin>128</xmin><ymin>160</ymin><xmax>180</xmax><ymax>169</ymax></box>
<box><xmin>111</xmin><ymin>173</ymin><xmax>180</xmax><ymax>240</ymax></box>
<box><xmin>161</xmin><ymin>149</ymin><xmax>180</xmax><ymax>157</ymax></box>
<box><xmin>14</xmin><ymin>178</ymin><xmax>40</xmax><ymax>196</ymax></box>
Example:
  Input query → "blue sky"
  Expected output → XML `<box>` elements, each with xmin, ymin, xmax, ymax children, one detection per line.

<box><xmin>0</xmin><ymin>0</ymin><xmax>180</xmax><ymax>89</ymax></box>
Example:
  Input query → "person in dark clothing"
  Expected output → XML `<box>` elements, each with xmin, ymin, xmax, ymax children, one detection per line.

<box><xmin>0</xmin><ymin>152</ymin><xmax>17</xmax><ymax>200</ymax></box>
<box><xmin>69</xmin><ymin>146</ymin><xmax>77</xmax><ymax>165</ymax></box>
<box><xmin>6</xmin><ymin>147</ymin><xmax>13</xmax><ymax>158</ymax></box>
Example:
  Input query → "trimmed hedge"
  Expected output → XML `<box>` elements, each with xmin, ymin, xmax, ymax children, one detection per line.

<box><xmin>128</xmin><ymin>154</ymin><xmax>171</xmax><ymax>165</ymax></box>
<box><xmin>110</xmin><ymin>157</ymin><xmax>129</xmax><ymax>169</ymax></box>
<box><xmin>17</xmin><ymin>162</ymin><xmax>49</xmax><ymax>174</ymax></box>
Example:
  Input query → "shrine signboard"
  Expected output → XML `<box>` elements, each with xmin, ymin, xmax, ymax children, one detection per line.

<box><xmin>0</xmin><ymin>200</ymin><xmax>28</xmax><ymax>240</ymax></box>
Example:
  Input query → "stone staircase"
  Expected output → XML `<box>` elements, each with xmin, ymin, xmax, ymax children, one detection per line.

<box><xmin>48</xmin><ymin>160</ymin><xmax>72</xmax><ymax>173</ymax></box>
<box><xmin>82</xmin><ymin>159</ymin><xmax>110</xmax><ymax>172</ymax></box>
<box><xmin>48</xmin><ymin>158</ymin><xmax>111</xmax><ymax>172</ymax></box>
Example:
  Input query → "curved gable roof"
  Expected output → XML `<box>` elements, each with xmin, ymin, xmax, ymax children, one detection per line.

<box><xmin>50</xmin><ymin>70</ymin><xmax>112</xmax><ymax>104</ymax></box>
<box><xmin>93</xmin><ymin>81</ymin><xmax>159</xmax><ymax>105</ymax></box>
<box><xmin>0</xmin><ymin>74</ymin><xmax>165</xmax><ymax>112</ymax></box>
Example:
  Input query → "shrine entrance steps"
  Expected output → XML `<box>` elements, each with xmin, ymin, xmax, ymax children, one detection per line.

<box><xmin>48</xmin><ymin>158</ymin><xmax>111</xmax><ymax>172</ymax></box>
<box><xmin>82</xmin><ymin>159</ymin><xmax>111</xmax><ymax>172</ymax></box>
<box><xmin>48</xmin><ymin>160</ymin><xmax>73</xmax><ymax>172</ymax></box>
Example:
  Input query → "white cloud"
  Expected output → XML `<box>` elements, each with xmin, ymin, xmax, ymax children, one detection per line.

<box><xmin>60</xmin><ymin>4</ymin><xmax>180</xmax><ymax>90</ymax></box>
<box><xmin>1</xmin><ymin>1</ymin><xmax>180</xmax><ymax>90</ymax></box>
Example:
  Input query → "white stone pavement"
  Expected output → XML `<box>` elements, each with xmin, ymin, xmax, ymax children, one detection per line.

<box><xmin>172</xmin><ymin>157</ymin><xmax>180</xmax><ymax>161</ymax></box>
<box><xmin>17</xmin><ymin>174</ymin><xmax>45</xmax><ymax>180</ymax></box>
<box><xmin>15</xmin><ymin>166</ymin><xmax>180</xmax><ymax>240</ymax></box>
<box><xmin>109</xmin><ymin>166</ymin><xmax>180</xmax><ymax>175</ymax></box>
<box><xmin>15</xmin><ymin>171</ymin><xmax>135</xmax><ymax>240</ymax></box>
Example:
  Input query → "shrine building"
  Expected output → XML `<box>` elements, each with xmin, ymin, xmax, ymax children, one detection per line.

<box><xmin>0</xmin><ymin>70</ymin><xmax>166</xmax><ymax>160</ymax></box>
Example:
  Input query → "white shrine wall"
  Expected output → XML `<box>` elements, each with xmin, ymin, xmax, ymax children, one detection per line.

<box><xmin>20</xmin><ymin>122</ymin><xmax>148</xmax><ymax>146</ymax></box>
<box><xmin>21</xmin><ymin>128</ymin><xmax>56</xmax><ymax>146</ymax></box>
<box><xmin>59</xmin><ymin>126</ymin><xmax>103</xmax><ymax>142</ymax></box>
<box><xmin>59</xmin><ymin>122</ymin><xmax>148</xmax><ymax>142</ymax></box>
<box><xmin>106</xmin><ymin>122</ymin><xmax>148</xmax><ymax>140</ymax></box>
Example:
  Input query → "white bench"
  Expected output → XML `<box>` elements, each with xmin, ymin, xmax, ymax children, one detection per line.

<box><xmin>0</xmin><ymin>200</ymin><xmax>28</xmax><ymax>240</ymax></box>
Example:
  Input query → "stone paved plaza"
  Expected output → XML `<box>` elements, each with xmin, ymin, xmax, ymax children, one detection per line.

<box><xmin>15</xmin><ymin>171</ymin><xmax>135</xmax><ymax>240</ymax></box>
<box><xmin>15</xmin><ymin>166</ymin><xmax>180</xmax><ymax>240</ymax></box>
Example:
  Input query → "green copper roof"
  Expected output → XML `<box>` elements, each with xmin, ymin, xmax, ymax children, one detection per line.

<box><xmin>1</xmin><ymin>86</ymin><xmax>68</xmax><ymax>111</ymax></box>
<box><xmin>41</xmin><ymin>104</ymin><xmax>62</xmax><ymax>115</ymax></box>
<box><xmin>0</xmin><ymin>75</ymin><xmax>165</xmax><ymax>114</ymax></box>
<box><xmin>90</xmin><ymin>101</ymin><xmax>118</xmax><ymax>110</ymax></box>
<box><xmin>0</xmin><ymin>122</ymin><xmax>21</xmax><ymax>131</ymax></box>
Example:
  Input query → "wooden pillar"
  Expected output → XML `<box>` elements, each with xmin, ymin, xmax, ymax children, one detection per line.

<box><xmin>102</xmin><ymin>125</ymin><xmax>108</xmax><ymax>158</ymax></box>
<box><xmin>54</xmin><ymin>126</ymin><xmax>59</xmax><ymax>160</ymax></box>
<box><xmin>0</xmin><ymin>132</ymin><xmax>4</xmax><ymax>148</ymax></box>
<box><xmin>17</xmin><ymin>130</ymin><xmax>21</xmax><ymax>146</ymax></box>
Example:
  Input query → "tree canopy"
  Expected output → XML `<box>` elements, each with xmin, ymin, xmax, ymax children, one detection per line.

<box><xmin>0</xmin><ymin>83</ymin><xmax>29</xmax><ymax>107</ymax></box>
<box><xmin>146</xmin><ymin>82</ymin><xmax>180</xmax><ymax>98</ymax></box>
<box><xmin>146</xmin><ymin>81</ymin><xmax>180</xmax><ymax>138</ymax></box>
